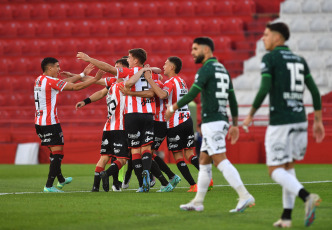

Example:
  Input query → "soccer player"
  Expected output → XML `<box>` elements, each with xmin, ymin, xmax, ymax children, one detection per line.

<box><xmin>77</xmin><ymin>49</ymin><xmax>160</xmax><ymax>192</ymax></box>
<box><xmin>144</xmin><ymin>56</ymin><xmax>204</xmax><ymax>192</ymax></box>
<box><xmin>76</xmin><ymin>58</ymin><xmax>129</xmax><ymax>192</ymax></box>
<box><xmin>35</xmin><ymin>57</ymin><xmax>102</xmax><ymax>192</ymax></box>
<box><xmin>242</xmin><ymin>22</ymin><xmax>324</xmax><ymax>227</ymax></box>
<box><xmin>165</xmin><ymin>37</ymin><xmax>254</xmax><ymax>212</ymax></box>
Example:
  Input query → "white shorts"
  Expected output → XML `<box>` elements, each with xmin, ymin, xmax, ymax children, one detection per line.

<box><xmin>265</xmin><ymin>121</ymin><xmax>308</xmax><ymax>166</ymax></box>
<box><xmin>201</xmin><ymin>120</ymin><xmax>229</xmax><ymax>156</ymax></box>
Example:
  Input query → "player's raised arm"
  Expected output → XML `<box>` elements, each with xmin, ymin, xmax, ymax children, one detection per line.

<box><xmin>60</xmin><ymin>63</ymin><xmax>95</xmax><ymax>83</ymax></box>
<box><xmin>77</xmin><ymin>52</ymin><xmax>118</xmax><ymax>76</ymax></box>
<box><xmin>63</xmin><ymin>69</ymin><xmax>105</xmax><ymax>91</ymax></box>
<box><xmin>124</xmin><ymin>68</ymin><xmax>146</xmax><ymax>88</ymax></box>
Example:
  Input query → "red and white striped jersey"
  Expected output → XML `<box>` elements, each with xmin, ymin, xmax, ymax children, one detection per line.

<box><xmin>154</xmin><ymin>80</ymin><xmax>166</xmax><ymax>122</ymax></box>
<box><xmin>104</xmin><ymin>81</ymin><xmax>125</xmax><ymax>131</ymax></box>
<box><xmin>105</xmin><ymin>77</ymin><xmax>116</xmax><ymax>87</ymax></box>
<box><xmin>34</xmin><ymin>75</ymin><xmax>67</xmax><ymax>126</ymax></box>
<box><xmin>117</xmin><ymin>67</ymin><xmax>158</xmax><ymax>114</ymax></box>
<box><xmin>163</xmin><ymin>76</ymin><xmax>191</xmax><ymax>128</ymax></box>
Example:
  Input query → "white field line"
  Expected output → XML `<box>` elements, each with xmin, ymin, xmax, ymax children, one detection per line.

<box><xmin>1</xmin><ymin>180</ymin><xmax>331</xmax><ymax>196</ymax></box>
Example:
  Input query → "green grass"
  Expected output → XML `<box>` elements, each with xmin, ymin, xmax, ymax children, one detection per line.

<box><xmin>0</xmin><ymin>164</ymin><xmax>332</xmax><ymax>230</ymax></box>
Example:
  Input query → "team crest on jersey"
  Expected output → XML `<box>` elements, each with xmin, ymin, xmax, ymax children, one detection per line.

<box><xmin>118</xmin><ymin>67</ymin><xmax>123</xmax><ymax>73</ymax></box>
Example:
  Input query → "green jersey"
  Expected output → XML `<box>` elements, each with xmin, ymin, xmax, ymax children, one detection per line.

<box><xmin>260</xmin><ymin>46</ymin><xmax>314</xmax><ymax>125</ymax></box>
<box><xmin>193</xmin><ymin>58</ymin><xmax>237</xmax><ymax>123</ymax></box>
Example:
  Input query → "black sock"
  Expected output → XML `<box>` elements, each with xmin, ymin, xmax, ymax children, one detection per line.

<box><xmin>299</xmin><ymin>188</ymin><xmax>310</xmax><ymax>202</ymax></box>
<box><xmin>176</xmin><ymin>159</ymin><xmax>195</xmax><ymax>185</ymax></box>
<box><xmin>151</xmin><ymin>160</ymin><xmax>168</xmax><ymax>186</ymax></box>
<box><xmin>46</xmin><ymin>153</ymin><xmax>56</xmax><ymax>187</ymax></box>
<box><xmin>105</xmin><ymin>162</ymin><xmax>120</xmax><ymax>177</ymax></box>
<box><xmin>55</xmin><ymin>154</ymin><xmax>65</xmax><ymax>183</ymax></box>
<box><xmin>190</xmin><ymin>155</ymin><xmax>199</xmax><ymax>170</ymax></box>
<box><xmin>281</xmin><ymin>209</ymin><xmax>292</xmax><ymax>220</ymax></box>
<box><xmin>93</xmin><ymin>172</ymin><xmax>101</xmax><ymax>190</ymax></box>
<box><xmin>142</xmin><ymin>151</ymin><xmax>152</xmax><ymax>171</ymax></box>
<box><xmin>124</xmin><ymin>158</ymin><xmax>133</xmax><ymax>184</ymax></box>
<box><xmin>154</xmin><ymin>155</ymin><xmax>175</xmax><ymax>180</ymax></box>
<box><xmin>113</xmin><ymin>169</ymin><xmax>119</xmax><ymax>186</ymax></box>
<box><xmin>132</xmin><ymin>156</ymin><xmax>143</xmax><ymax>187</ymax></box>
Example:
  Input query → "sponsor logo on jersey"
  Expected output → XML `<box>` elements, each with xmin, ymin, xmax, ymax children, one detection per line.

<box><xmin>146</xmin><ymin>131</ymin><xmax>154</xmax><ymax>135</ymax></box>
<box><xmin>114</xmin><ymin>143</ymin><xmax>123</xmax><ymax>147</ymax></box>
<box><xmin>131</xmin><ymin>140</ymin><xmax>140</xmax><ymax>146</ymax></box>
<box><xmin>56</xmin><ymin>80</ymin><xmax>65</xmax><ymax>89</ymax></box>
<box><xmin>128</xmin><ymin>131</ymin><xmax>140</xmax><ymax>139</ymax></box>
<box><xmin>145</xmin><ymin>136</ymin><xmax>153</xmax><ymax>142</ymax></box>
<box><xmin>102</xmin><ymin>139</ymin><xmax>109</xmax><ymax>146</ymax></box>
<box><xmin>154</xmin><ymin>142</ymin><xmax>161</xmax><ymax>148</ymax></box>
<box><xmin>155</xmin><ymin>137</ymin><xmax>164</xmax><ymax>142</ymax></box>
<box><xmin>43</xmin><ymin>133</ymin><xmax>52</xmax><ymax>138</ymax></box>
<box><xmin>43</xmin><ymin>138</ymin><xmax>51</xmax><ymax>143</ymax></box>
<box><xmin>187</xmin><ymin>140</ymin><xmax>194</xmax><ymax>147</ymax></box>
<box><xmin>135</xmin><ymin>164</ymin><xmax>142</xmax><ymax>169</ymax></box>
<box><xmin>118</xmin><ymin>67</ymin><xmax>123</xmax><ymax>73</ymax></box>
<box><xmin>187</xmin><ymin>135</ymin><xmax>194</xmax><ymax>139</ymax></box>
<box><xmin>142</xmin><ymin>156</ymin><xmax>149</xmax><ymax>160</ymax></box>
<box><xmin>168</xmin><ymin>143</ymin><xmax>178</xmax><ymax>149</ymax></box>
<box><xmin>114</xmin><ymin>149</ymin><xmax>120</xmax><ymax>154</ymax></box>
<box><xmin>141</xmin><ymin>98</ymin><xmax>155</xmax><ymax>106</ymax></box>
<box><xmin>168</xmin><ymin>135</ymin><xmax>180</xmax><ymax>142</ymax></box>
<box><xmin>216</xmin><ymin>146</ymin><xmax>225</xmax><ymax>151</ymax></box>
<box><xmin>178</xmin><ymin>113</ymin><xmax>189</xmax><ymax>120</ymax></box>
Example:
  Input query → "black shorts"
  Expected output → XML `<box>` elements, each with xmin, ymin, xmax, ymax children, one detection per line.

<box><xmin>152</xmin><ymin>121</ymin><xmax>167</xmax><ymax>151</ymax></box>
<box><xmin>125</xmin><ymin>113</ymin><xmax>154</xmax><ymax>148</ymax></box>
<box><xmin>167</xmin><ymin>117</ymin><xmax>194</xmax><ymax>152</ymax></box>
<box><xmin>35</xmin><ymin>123</ymin><xmax>64</xmax><ymax>146</ymax></box>
<box><xmin>100</xmin><ymin>130</ymin><xmax>129</xmax><ymax>159</ymax></box>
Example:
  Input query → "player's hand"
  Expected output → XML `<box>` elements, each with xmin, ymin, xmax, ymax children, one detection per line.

<box><xmin>77</xmin><ymin>52</ymin><xmax>90</xmax><ymax>62</ymax></box>
<box><xmin>227</xmin><ymin>126</ymin><xmax>239</xmax><ymax>144</ymax></box>
<box><xmin>143</xmin><ymin>69</ymin><xmax>152</xmax><ymax>80</ymax></box>
<box><xmin>144</xmin><ymin>64</ymin><xmax>150</xmax><ymax>68</ymax></box>
<box><xmin>75</xmin><ymin>101</ymin><xmax>85</xmax><ymax>110</ymax></box>
<box><xmin>119</xmin><ymin>84</ymin><xmax>131</xmax><ymax>95</ymax></box>
<box><xmin>313</xmin><ymin>121</ymin><xmax>325</xmax><ymax>143</ymax></box>
<box><xmin>83</xmin><ymin>63</ymin><xmax>95</xmax><ymax>76</ymax></box>
<box><xmin>60</xmin><ymin>71</ymin><xmax>74</xmax><ymax>78</ymax></box>
<box><xmin>165</xmin><ymin>104</ymin><xmax>174</xmax><ymax>121</ymax></box>
<box><xmin>95</xmin><ymin>69</ymin><xmax>105</xmax><ymax>80</ymax></box>
<box><xmin>242</xmin><ymin>115</ymin><xmax>252</xmax><ymax>133</ymax></box>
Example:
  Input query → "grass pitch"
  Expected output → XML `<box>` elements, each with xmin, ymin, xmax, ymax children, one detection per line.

<box><xmin>0</xmin><ymin>164</ymin><xmax>331</xmax><ymax>230</ymax></box>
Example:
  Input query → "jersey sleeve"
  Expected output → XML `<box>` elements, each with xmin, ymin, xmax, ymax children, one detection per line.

<box><xmin>50</xmin><ymin>78</ymin><xmax>67</xmax><ymax>91</ymax></box>
<box><xmin>117</xmin><ymin>67</ymin><xmax>134</xmax><ymax>78</ymax></box>
<box><xmin>162</xmin><ymin>79</ymin><xmax>174</xmax><ymax>95</ymax></box>
<box><xmin>193</xmin><ymin>67</ymin><xmax>209</xmax><ymax>89</ymax></box>
<box><xmin>105</xmin><ymin>77</ymin><xmax>117</xmax><ymax>87</ymax></box>
<box><xmin>261</xmin><ymin>53</ymin><xmax>273</xmax><ymax>77</ymax></box>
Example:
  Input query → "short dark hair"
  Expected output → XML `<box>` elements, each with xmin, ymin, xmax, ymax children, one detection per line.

<box><xmin>128</xmin><ymin>48</ymin><xmax>147</xmax><ymax>65</ymax></box>
<box><xmin>266</xmin><ymin>22</ymin><xmax>290</xmax><ymax>41</ymax></box>
<box><xmin>167</xmin><ymin>56</ymin><xmax>182</xmax><ymax>74</ymax></box>
<box><xmin>115</xmin><ymin>58</ymin><xmax>129</xmax><ymax>68</ymax></box>
<box><xmin>41</xmin><ymin>57</ymin><xmax>58</xmax><ymax>72</ymax></box>
<box><xmin>193</xmin><ymin>37</ymin><xmax>214</xmax><ymax>52</ymax></box>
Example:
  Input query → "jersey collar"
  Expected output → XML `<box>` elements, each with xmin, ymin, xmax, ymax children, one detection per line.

<box><xmin>203</xmin><ymin>57</ymin><xmax>217</xmax><ymax>66</ymax></box>
<box><xmin>274</xmin><ymin>46</ymin><xmax>290</xmax><ymax>51</ymax></box>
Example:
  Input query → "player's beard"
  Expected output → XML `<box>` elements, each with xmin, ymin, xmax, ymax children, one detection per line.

<box><xmin>195</xmin><ymin>54</ymin><xmax>205</xmax><ymax>64</ymax></box>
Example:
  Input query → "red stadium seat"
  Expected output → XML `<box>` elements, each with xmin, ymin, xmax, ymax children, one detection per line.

<box><xmin>176</xmin><ymin>1</ymin><xmax>196</xmax><ymax>16</ymax></box>
<box><xmin>180</xmin><ymin>55</ymin><xmax>197</xmax><ymax>72</ymax></box>
<box><xmin>108</xmin><ymin>19</ymin><xmax>128</xmax><ymax>36</ymax></box>
<box><xmin>89</xmin><ymin>20</ymin><xmax>109</xmax><ymax>36</ymax></box>
<box><xmin>223</xmin><ymin>18</ymin><xmax>244</xmax><ymax>33</ymax></box>
<box><xmin>95</xmin><ymin>38</ymin><xmax>114</xmax><ymax>55</ymax></box>
<box><xmin>214</xmin><ymin>0</ymin><xmax>234</xmax><ymax>15</ymax></box>
<box><xmin>183</xmin><ymin>18</ymin><xmax>203</xmax><ymax>35</ymax></box>
<box><xmin>85</xmin><ymin>2</ymin><xmax>103</xmax><ymax>18</ymax></box>
<box><xmin>139</xmin><ymin>1</ymin><xmax>159</xmax><ymax>17</ymax></box>
<box><xmin>17</xmin><ymin>21</ymin><xmax>37</xmax><ymax>38</ymax></box>
<box><xmin>77</xmin><ymin>38</ymin><xmax>98</xmax><ymax>54</ymax></box>
<box><xmin>12</xmin><ymin>76</ymin><xmax>35</xmax><ymax>92</ymax></box>
<box><xmin>3</xmin><ymin>40</ymin><xmax>23</xmax><ymax>56</ymax></box>
<box><xmin>170</xmin><ymin>37</ymin><xmax>193</xmax><ymax>54</ymax></box>
<box><xmin>211</xmin><ymin>36</ymin><xmax>232</xmax><ymax>53</ymax></box>
<box><xmin>134</xmin><ymin>37</ymin><xmax>152</xmax><ymax>54</ymax></box>
<box><xmin>35</xmin><ymin>21</ymin><xmax>56</xmax><ymax>37</ymax></box>
<box><xmin>202</xmin><ymin>18</ymin><xmax>225</xmax><ymax>34</ymax></box>
<box><xmin>66</xmin><ymin>2</ymin><xmax>87</xmax><ymax>18</ymax></box>
<box><xmin>121</xmin><ymin>1</ymin><xmax>140</xmax><ymax>18</ymax></box>
<box><xmin>49</xmin><ymin>3</ymin><xmax>68</xmax><ymax>19</ymax></box>
<box><xmin>0</xmin><ymin>58</ymin><xmax>14</xmax><ymax>75</ymax></box>
<box><xmin>53</xmin><ymin>20</ymin><xmax>75</xmax><ymax>37</ymax></box>
<box><xmin>164</xmin><ymin>19</ymin><xmax>185</xmax><ymax>35</ymax></box>
<box><xmin>158</xmin><ymin>1</ymin><xmax>178</xmax><ymax>17</ymax></box>
<box><xmin>148</xmin><ymin>55</ymin><xmax>165</xmax><ymax>68</ymax></box>
<box><xmin>58</xmin><ymin>38</ymin><xmax>80</xmax><ymax>55</ymax></box>
<box><xmin>195</xmin><ymin>1</ymin><xmax>215</xmax><ymax>16</ymax></box>
<box><xmin>233</xmin><ymin>0</ymin><xmax>256</xmax><ymax>15</ymax></box>
<box><xmin>12</xmin><ymin>4</ymin><xmax>32</xmax><ymax>19</ymax></box>
<box><xmin>25</xmin><ymin>57</ymin><xmax>43</xmax><ymax>75</ymax></box>
<box><xmin>126</xmin><ymin>19</ymin><xmax>148</xmax><ymax>36</ymax></box>
<box><xmin>103</xmin><ymin>2</ymin><xmax>123</xmax><ymax>18</ymax></box>
<box><xmin>60</xmin><ymin>57</ymin><xmax>84</xmax><ymax>74</ymax></box>
<box><xmin>0</xmin><ymin>78</ymin><xmax>12</xmax><ymax>91</ymax></box>
<box><xmin>71</xmin><ymin>20</ymin><xmax>91</xmax><ymax>37</ymax></box>
<box><xmin>151</xmin><ymin>37</ymin><xmax>173</xmax><ymax>54</ymax></box>
<box><xmin>113</xmin><ymin>38</ymin><xmax>136</xmax><ymax>55</ymax></box>
<box><xmin>0</xmin><ymin>22</ymin><xmax>19</xmax><ymax>38</ymax></box>
<box><xmin>40</xmin><ymin>39</ymin><xmax>61</xmax><ymax>56</ymax></box>
<box><xmin>0</xmin><ymin>4</ymin><xmax>13</xmax><ymax>20</ymax></box>
<box><xmin>145</xmin><ymin>19</ymin><xmax>166</xmax><ymax>36</ymax></box>
<box><xmin>30</xmin><ymin>3</ymin><xmax>50</xmax><ymax>19</ymax></box>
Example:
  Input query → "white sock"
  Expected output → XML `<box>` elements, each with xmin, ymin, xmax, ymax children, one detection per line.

<box><xmin>217</xmin><ymin>159</ymin><xmax>249</xmax><ymax>199</ymax></box>
<box><xmin>271</xmin><ymin>168</ymin><xmax>303</xmax><ymax>197</ymax></box>
<box><xmin>193</xmin><ymin>164</ymin><xmax>212</xmax><ymax>205</ymax></box>
<box><xmin>283</xmin><ymin>168</ymin><xmax>296</xmax><ymax>209</ymax></box>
